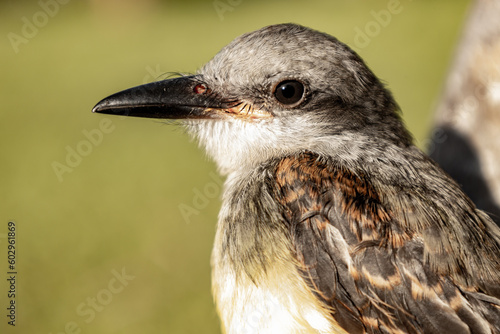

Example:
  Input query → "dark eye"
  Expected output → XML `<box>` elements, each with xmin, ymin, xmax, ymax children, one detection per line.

<box><xmin>273</xmin><ymin>80</ymin><xmax>305</xmax><ymax>106</ymax></box>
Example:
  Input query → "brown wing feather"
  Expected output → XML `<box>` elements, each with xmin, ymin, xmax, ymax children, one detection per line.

<box><xmin>274</xmin><ymin>152</ymin><xmax>500</xmax><ymax>334</ymax></box>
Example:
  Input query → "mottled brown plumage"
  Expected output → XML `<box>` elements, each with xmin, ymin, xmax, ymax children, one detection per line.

<box><xmin>93</xmin><ymin>23</ymin><xmax>500</xmax><ymax>333</ymax></box>
<box><xmin>274</xmin><ymin>152</ymin><xmax>500</xmax><ymax>333</ymax></box>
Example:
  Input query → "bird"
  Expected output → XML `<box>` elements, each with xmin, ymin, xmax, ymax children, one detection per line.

<box><xmin>93</xmin><ymin>23</ymin><xmax>500</xmax><ymax>333</ymax></box>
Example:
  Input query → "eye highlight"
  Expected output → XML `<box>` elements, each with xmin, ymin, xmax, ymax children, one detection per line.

<box><xmin>273</xmin><ymin>80</ymin><xmax>305</xmax><ymax>106</ymax></box>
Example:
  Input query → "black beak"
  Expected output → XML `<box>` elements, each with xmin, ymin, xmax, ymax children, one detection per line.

<box><xmin>92</xmin><ymin>76</ymin><xmax>225</xmax><ymax>119</ymax></box>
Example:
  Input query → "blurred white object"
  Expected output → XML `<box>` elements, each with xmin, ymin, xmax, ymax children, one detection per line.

<box><xmin>430</xmin><ymin>0</ymin><xmax>500</xmax><ymax>225</ymax></box>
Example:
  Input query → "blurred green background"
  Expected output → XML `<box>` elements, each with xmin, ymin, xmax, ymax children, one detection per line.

<box><xmin>1</xmin><ymin>0</ymin><xmax>470</xmax><ymax>333</ymax></box>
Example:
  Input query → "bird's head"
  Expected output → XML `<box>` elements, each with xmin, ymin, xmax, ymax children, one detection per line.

<box><xmin>93</xmin><ymin>23</ymin><xmax>412</xmax><ymax>174</ymax></box>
